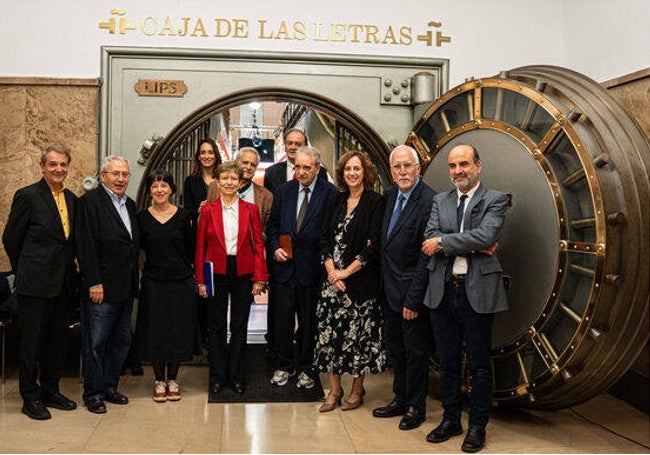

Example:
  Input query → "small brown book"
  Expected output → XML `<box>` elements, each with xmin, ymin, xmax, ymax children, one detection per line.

<box><xmin>278</xmin><ymin>234</ymin><xmax>293</xmax><ymax>259</ymax></box>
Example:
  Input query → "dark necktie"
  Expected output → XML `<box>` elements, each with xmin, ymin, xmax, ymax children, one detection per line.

<box><xmin>387</xmin><ymin>194</ymin><xmax>405</xmax><ymax>237</ymax></box>
<box><xmin>296</xmin><ymin>187</ymin><xmax>310</xmax><ymax>232</ymax></box>
<box><xmin>445</xmin><ymin>194</ymin><xmax>468</xmax><ymax>282</ymax></box>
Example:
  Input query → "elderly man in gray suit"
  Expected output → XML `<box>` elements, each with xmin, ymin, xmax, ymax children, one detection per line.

<box><xmin>420</xmin><ymin>143</ymin><xmax>508</xmax><ymax>453</ymax></box>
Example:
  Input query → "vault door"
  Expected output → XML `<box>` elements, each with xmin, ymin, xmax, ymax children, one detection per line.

<box><xmin>408</xmin><ymin>65</ymin><xmax>649</xmax><ymax>409</ymax></box>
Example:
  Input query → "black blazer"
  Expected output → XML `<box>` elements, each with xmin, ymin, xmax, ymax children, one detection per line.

<box><xmin>183</xmin><ymin>174</ymin><xmax>208</xmax><ymax>225</ymax></box>
<box><xmin>380</xmin><ymin>181</ymin><xmax>436</xmax><ymax>313</ymax></box>
<box><xmin>266</xmin><ymin>178</ymin><xmax>337</xmax><ymax>286</ymax></box>
<box><xmin>76</xmin><ymin>186</ymin><xmax>140</xmax><ymax>302</ymax></box>
<box><xmin>2</xmin><ymin>178</ymin><xmax>77</xmax><ymax>298</ymax></box>
<box><xmin>321</xmin><ymin>190</ymin><xmax>385</xmax><ymax>303</ymax></box>
<box><xmin>263</xmin><ymin>161</ymin><xmax>329</xmax><ymax>194</ymax></box>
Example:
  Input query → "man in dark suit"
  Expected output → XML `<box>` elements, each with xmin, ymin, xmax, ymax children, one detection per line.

<box><xmin>266</xmin><ymin>146</ymin><xmax>337</xmax><ymax>389</ymax></box>
<box><xmin>76</xmin><ymin>155</ymin><xmax>140</xmax><ymax>414</ymax></box>
<box><xmin>2</xmin><ymin>144</ymin><xmax>78</xmax><ymax>420</ymax></box>
<box><xmin>372</xmin><ymin>145</ymin><xmax>435</xmax><ymax>430</ymax></box>
<box><xmin>420</xmin><ymin>144</ymin><xmax>508</xmax><ymax>453</ymax></box>
<box><xmin>262</xmin><ymin>128</ymin><xmax>326</xmax><ymax>361</ymax></box>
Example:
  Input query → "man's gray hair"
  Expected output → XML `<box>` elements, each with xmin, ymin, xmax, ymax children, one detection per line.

<box><xmin>296</xmin><ymin>146</ymin><xmax>321</xmax><ymax>165</ymax></box>
<box><xmin>237</xmin><ymin>146</ymin><xmax>260</xmax><ymax>162</ymax></box>
<box><xmin>99</xmin><ymin>155</ymin><xmax>130</xmax><ymax>173</ymax></box>
<box><xmin>389</xmin><ymin>145</ymin><xmax>420</xmax><ymax>165</ymax></box>
<box><xmin>40</xmin><ymin>144</ymin><xmax>71</xmax><ymax>165</ymax></box>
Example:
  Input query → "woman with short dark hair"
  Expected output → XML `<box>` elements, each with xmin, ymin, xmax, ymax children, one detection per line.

<box><xmin>136</xmin><ymin>169</ymin><xmax>196</xmax><ymax>402</ymax></box>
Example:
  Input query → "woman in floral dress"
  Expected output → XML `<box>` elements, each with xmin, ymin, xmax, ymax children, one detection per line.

<box><xmin>313</xmin><ymin>150</ymin><xmax>387</xmax><ymax>412</ymax></box>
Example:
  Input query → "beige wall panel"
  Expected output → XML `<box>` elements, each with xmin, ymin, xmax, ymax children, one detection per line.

<box><xmin>0</xmin><ymin>79</ymin><xmax>98</xmax><ymax>271</ymax></box>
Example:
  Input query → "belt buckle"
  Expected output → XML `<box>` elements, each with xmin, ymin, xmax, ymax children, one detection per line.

<box><xmin>451</xmin><ymin>274</ymin><xmax>466</xmax><ymax>286</ymax></box>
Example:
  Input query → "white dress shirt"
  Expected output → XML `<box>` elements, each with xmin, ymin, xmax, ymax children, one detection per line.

<box><xmin>222</xmin><ymin>198</ymin><xmax>239</xmax><ymax>255</ymax></box>
<box><xmin>452</xmin><ymin>182</ymin><xmax>480</xmax><ymax>275</ymax></box>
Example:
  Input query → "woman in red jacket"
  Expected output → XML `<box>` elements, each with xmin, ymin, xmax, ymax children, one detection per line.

<box><xmin>195</xmin><ymin>161</ymin><xmax>268</xmax><ymax>395</ymax></box>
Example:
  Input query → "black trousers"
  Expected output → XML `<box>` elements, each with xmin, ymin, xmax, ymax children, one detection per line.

<box><xmin>273</xmin><ymin>277</ymin><xmax>319</xmax><ymax>377</ymax></box>
<box><xmin>17</xmin><ymin>290</ymin><xmax>73</xmax><ymax>401</ymax></box>
<box><xmin>384</xmin><ymin>304</ymin><xmax>433</xmax><ymax>411</ymax></box>
<box><xmin>208</xmin><ymin>256</ymin><xmax>253</xmax><ymax>385</ymax></box>
<box><xmin>431</xmin><ymin>282</ymin><xmax>494</xmax><ymax>429</ymax></box>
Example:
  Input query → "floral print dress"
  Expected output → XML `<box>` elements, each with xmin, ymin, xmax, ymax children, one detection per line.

<box><xmin>313</xmin><ymin>212</ymin><xmax>387</xmax><ymax>377</ymax></box>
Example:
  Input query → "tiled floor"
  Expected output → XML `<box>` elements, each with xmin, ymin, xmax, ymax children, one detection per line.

<box><xmin>0</xmin><ymin>365</ymin><xmax>648</xmax><ymax>453</ymax></box>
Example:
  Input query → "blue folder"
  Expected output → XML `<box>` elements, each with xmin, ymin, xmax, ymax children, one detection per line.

<box><xmin>203</xmin><ymin>261</ymin><xmax>215</xmax><ymax>297</ymax></box>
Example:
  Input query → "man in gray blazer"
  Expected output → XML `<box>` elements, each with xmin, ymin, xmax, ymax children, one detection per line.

<box><xmin>420</xmin><ymin>143</ymin><xmax>508</xmax><ymax>453</ymax></box>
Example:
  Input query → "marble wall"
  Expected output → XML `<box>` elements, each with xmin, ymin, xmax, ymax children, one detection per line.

<box><xmin>0</xmin><ymin>78</ymin><xmax>99</xmax><ymax>271</ymax></box>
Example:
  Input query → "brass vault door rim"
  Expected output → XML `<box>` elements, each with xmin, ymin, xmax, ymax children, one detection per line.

<box><xmin>407</xmin><ymin>65</ymin><xmax>650</xmax><ymax>409</ymax></box>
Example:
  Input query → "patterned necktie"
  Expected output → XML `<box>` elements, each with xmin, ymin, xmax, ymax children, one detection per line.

<box><xmin>387</xmin><ymin>194</ymin><xmax>405</xmax><ymax>237</ymax></box>
<box><xmin>445</xmin><ymin>194</ymin><xmax>468</xmax><ymax>282</ymax></box>
<box><xmin>296</xmin><ymin>187</ymin><xmax>310</xmax><ymax>232</ymax></box>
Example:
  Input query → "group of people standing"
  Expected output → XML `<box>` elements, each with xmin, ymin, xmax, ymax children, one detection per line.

<box><xmin>3</xmin><ymin>131</ymin><xmax>508</xmax><ymax>453</ymax></box>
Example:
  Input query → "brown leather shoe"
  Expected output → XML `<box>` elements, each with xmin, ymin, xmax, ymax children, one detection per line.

<box><xmin>319</xmin><ymin>388</ymin><xmax>343</xmax><ymax>413</ymax></box>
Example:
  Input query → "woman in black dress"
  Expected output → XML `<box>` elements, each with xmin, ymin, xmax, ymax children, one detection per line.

<box><xmin>314</xmin><ymin>150</ymin><xmax>387</xmax><ymax>412</ymax></box>
<box><xmin>136</xmin><ymin>169</ymin><xmax>196</xmax><ymax>402</ymax></box>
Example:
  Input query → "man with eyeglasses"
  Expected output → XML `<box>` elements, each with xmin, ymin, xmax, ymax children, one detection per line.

<box><xmin>373</xmin><ymin>145</ymin><xmax>436</xmax><ymax>430</ymax></box>
<box><xmin>76</xmin><ymin>155</ymin><xmax>140</xmax><ymax>414</ymax></box>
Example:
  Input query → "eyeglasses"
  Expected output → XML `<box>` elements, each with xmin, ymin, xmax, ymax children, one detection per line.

<box><xmin>104</xmin><ymin>171</ymin><xmax>131</xmax><ymax>178</ymax></box>
<box><xmin>391</xmin><ymin>162</ymin><xmax>415</xmax><ymax>171</ymax></box>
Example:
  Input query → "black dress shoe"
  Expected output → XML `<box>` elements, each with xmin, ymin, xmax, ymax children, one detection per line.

<box><xmin>426</xmin><ymin>420</ymin><xmax>463</xmax><ymax>443</ymax></box>
<box><xmin>210</xmin><ymin>383</ymin><xmax>225</xmax><ymax>394</ymax></box>
<box><xmin>461</xmin><ymin>426</ymin><xmax>486</xmax><ymax>453</ymax></box>
<box><xmin>42</xmin><ymin>391</ymin><xmax>77</xmax><ymax>411</ymax></box>
<box><xmin>85</xmin><ymin>398</ymin><xmax>107</xmax><ymax>414</ymax></box>
<box><xmin>399</xmin><ymin>406</ymin><xmax>426</xmax><ymax>430</ymax></box>
<box><xmin>232</xmin><ymin>383</ymin><xmax>246</xmax><ymax>394</ymax></box>
<box><xmin>22</xmin><ymin>400</ymin><xmax>52</xmax><ymax>420</ymax></box>
<box><xmin>104</xmin><ymin>389</ymin><xmax>129</xmax><ymax>405</ymax></box>
<box><xmin>372</xmin><ymin>399</ymin><xmax>407</xmax><ymax>418</ymax></box>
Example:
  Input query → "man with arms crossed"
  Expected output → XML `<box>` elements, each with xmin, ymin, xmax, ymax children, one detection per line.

<box><xmin>420</xmin><ymin>143</ymin><xmax>508</xmax><ymax>453</ymax></box>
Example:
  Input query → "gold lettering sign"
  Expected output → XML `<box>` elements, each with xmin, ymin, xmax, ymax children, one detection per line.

<box><xmin>99</xmin><ymin>11</ymin><xmax>452</xmax><ymax>48</ymax></box>
<box><xmin>134</xmin><ymin>79</ymin><xmax>188</xmax><ymax>97</ymax></box>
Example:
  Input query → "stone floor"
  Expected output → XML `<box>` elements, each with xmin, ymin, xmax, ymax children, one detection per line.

<box><xmin>0</xmin><ymin>364</ymin><xmax>648</xmax><ymax>453</ymax></box>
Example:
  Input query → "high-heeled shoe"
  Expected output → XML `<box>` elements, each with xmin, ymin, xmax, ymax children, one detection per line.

<box><xmin>319</xmin><ymin>388</ymin><xmax>344</xmax><ymax>413</ymax></box>
<box><xmin>341</xmin><ymin>386</ymin><xmax>366</xmax><ymax>411</ymax></box>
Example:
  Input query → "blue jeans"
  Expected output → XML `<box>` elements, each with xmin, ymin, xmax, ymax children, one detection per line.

<box><xmin>81</xmin><ymin>299</ymin><xmax>133</xmax><ymax>403</ymax></box>
<box><xmin>431</xmin><ymin>283</ymin><xmax>494</xmax><ymax>428</ymax></box>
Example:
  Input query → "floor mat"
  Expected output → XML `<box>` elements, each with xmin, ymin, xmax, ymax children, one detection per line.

<box><xmin>208</xmin><ymin>344</ymin><xmax>324</xmax><ymax>403</ymax></box>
